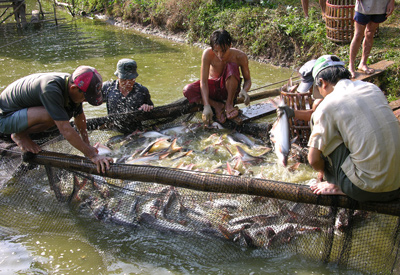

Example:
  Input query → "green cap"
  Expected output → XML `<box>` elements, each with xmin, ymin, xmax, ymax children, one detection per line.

<box><xmin>312</xmin><ymin>55</ymin><xmax>345</xmax><ymax>79</ymax></box>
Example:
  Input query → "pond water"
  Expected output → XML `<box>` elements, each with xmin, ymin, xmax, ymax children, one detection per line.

<box><xmin>0</xmin><ymin>1</ymin><xmax>364</xmax><ymax>274</ymax></box>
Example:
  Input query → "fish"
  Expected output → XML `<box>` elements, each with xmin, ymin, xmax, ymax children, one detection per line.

<box><xmin>94</xmin><ymin>142</ymin><xmax>113</xmax><ymax>155</ymax></box>
<box><xmin>141</xmin><ymin>131</ymin><xmax>171</xmax><ymax>139</ymax></box>
<box><xmin>139</xmin><ymin>212</ymin><xmax>191</xmax><ymax>234</ymax></box>
<box><xmin>160</xmin><ymin>125</ymin><xmax>188</xmax><ymax>136</ymax></box>
<box><xmin>225</xmin><ymin>161</ymin><xmax>242</xmax><ymax>176</ymax></box>
<box><xmin>269</xmin><ymin>99</ymin><xmax>291</xmax><ymax>166</ymax></box>
<box><xmin>125</xmin><ymin>151</ymin><xmax>170</xmax><ymax>164</ymax></box>
<box><xmin>138</xmin><ymin>138</ymin><xmax>182</xmax><ymax>156</ymax></box>
<box><xmin>235</xmin><ymin>145</ymin><xmax>265</xmax><ymax>165</ymax></box>
<box><xmin>228</xmin><ymin>132</ymin><xmax>256</xmax><ymax>148</ymax></box>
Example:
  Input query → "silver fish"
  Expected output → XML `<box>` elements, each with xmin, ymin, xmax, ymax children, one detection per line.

<box><xmin>229</xmin><ymin>132</ymin><xmax>256</xmax><ymax>148</ymax></box>
<box><xmin>269</xmin><ymin>99</ymin><xmax>290</xmax><ymax>166</ymax></box>
<box><xmin>94</xmin><ymin>142</ymin><xmax>113</xmax><ymax>156</ymax></box>
<box><xmin>235</xmin><ymin>145</ymin><xmax>265</xmax><ymax>165</ymax></box>
<box><xmin>141</xmin><ymin>131</ymin><xmax>171</xmax><ymax>139</ymax></box>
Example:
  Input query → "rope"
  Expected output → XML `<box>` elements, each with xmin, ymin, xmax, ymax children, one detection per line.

<box><xmin>248</xmin><ymin>74</ymin><xmax>300</xmax><ymax>93</ymax></box>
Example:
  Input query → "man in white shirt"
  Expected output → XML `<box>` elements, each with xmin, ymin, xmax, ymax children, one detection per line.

<box><xmin>308</xmin><ymin>55</ymin><xmax>400</xmax><ymax>202</ymax></box>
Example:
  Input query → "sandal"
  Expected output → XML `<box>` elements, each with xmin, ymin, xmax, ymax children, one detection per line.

<box><xmin>358</xmin><ymin>66</ymin><xmax>375</xmax><ymax>75</ymax></box>
<box><xmin>226</xmin><ymin>106</ymin><xmax>240</xmax><ymax>120</ymax></box>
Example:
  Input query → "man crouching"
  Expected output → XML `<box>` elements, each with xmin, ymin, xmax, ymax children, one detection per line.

<box><xmin>307</xmin><ymin>55</ymin><xmax>400</xmax><ymax>202</ymax></box>
<box><xmin>0</xmin><ymin>66</ymin><xmax>113</xmax><ymax>173</ymax></box>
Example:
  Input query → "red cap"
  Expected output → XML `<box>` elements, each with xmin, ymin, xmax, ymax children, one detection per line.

<box><xmin>72</xmin><ymin>66</ymin><xmax>103</xmax><ymax>106</ymax></box>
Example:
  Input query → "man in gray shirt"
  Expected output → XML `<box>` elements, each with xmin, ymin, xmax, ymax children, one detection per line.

<box><xmin>0</xmin><ymin>66</ymin><xmax>112</xmax><ymax>173</ymax></box>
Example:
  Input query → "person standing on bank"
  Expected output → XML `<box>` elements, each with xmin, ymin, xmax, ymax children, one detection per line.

<box><xmin>301</xmin><ymin>0</ymin><xmax>326</xmax><ymax>18</ymax></box>
<box><xmin>307</xmin><ymin>55</ymin><xmax>400</xmax><ymax>202</ymax></box>
<box><xmin>348</xmin><ymin>0</ymin><xmax>395</xmax><ymax>79</ymax></box>
<box><xmin>183</xmin><ymin>29</ymin><xmax>251</xmax><ymax>125</ymax></box>
<box><xmin>0</xmin><ymin>66</ymin><xmax>113</xmax><ymax>173</ymax></box>
<box><xmin>102</xmin><ymin>58</ymin><xmax>154</xmax><ymax>115</ymax></box>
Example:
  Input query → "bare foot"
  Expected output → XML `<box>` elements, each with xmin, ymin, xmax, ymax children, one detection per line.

<box><xmin>358</xmin><ymin>64</ymin><xmax>375</xmax><ymax>75</ymax></box>
<box><xmin>11</xmin><ymin>133</ymin><xmax>41</xmax><ymax>153</ymax></box>
<box><xmin>225</xmin><ymin>106</ymin><xmax>239</xmax><ymax>120</ymax></box>
<box><xmin>349</xmin><ymin>67</ymin><xmax>357</xmax><ymax>79</ymax></box>
<box><xmin>309</xmin><ymin>181</ymin><xmax>346</xmax><ymax>196</ymax></box>
<box><xmin>214</xmin><ymin>103</ymin><xmax>226</xmax><ymax>124</ymax></box>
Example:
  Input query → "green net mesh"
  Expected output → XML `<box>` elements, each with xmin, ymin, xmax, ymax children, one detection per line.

<box><xmin>1</xmin><ymin>110</ymin><xmax>400</xmax><ymax>274</ymax></box>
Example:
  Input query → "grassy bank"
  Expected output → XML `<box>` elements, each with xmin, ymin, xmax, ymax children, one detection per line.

<box><xmin>68</xmin><ymin>0</ymin><xmax>400</xmax><ymax>100</ymax></box>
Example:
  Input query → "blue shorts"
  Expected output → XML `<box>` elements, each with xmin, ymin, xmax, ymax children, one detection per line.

<box><xmin>354</xmin><ymin>11</ymin><xmax>387</xmax><ymax>25</ymax></box>
<box><xmin>0</xmin><ymin>109</ymin><xmax>29</xmax><ymax>134</ymax></box>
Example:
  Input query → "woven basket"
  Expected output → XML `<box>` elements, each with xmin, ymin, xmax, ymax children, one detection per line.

<box><xmin>280</xmin><ymin>90</ymin><xmax>314</xmax><ymax>147</ymax></box>
<box><xmin>325</xmin><ymin>0</ymin><xmax>355</xmax><ymax>43</ymax></box>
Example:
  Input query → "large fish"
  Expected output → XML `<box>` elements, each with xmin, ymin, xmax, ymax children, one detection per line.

<box><xmin>269</xmin><ymin>99</ymin><xmax>291</xmax><ymax>166</ymax></box>
<box><xmin>235</xmin><ymin>145</ymin><xmax>265</xmax><ymax>165</ymax></box>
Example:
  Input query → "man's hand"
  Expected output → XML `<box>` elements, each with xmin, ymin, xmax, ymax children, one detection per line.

<box><xmin>277</xmin><ymin>105</ymin><xmax>295</xmax><ymax>119</ymax></box>
<box><xmin>202</xmin><ymin>105</ymin><xmax>213</xmax><ymax>125</ymax></box>
<box><xmin>238</xmin><ymin>89</ymin><xmax>250</xmax><ymax>106</ymax></box>
<box><xmin>386</xmin><ymin>0</ymin><xmax>395</xmax><ymax>17</ymax></box>
<box><xmin>138</xmin><ymin>104</ymin><xmax>154</xmax><ymax>112</ymax></box>
<box><xmin>90</xmin><ymin>154</ymin><xmax>113</xmax><ymax>174</ymax></box>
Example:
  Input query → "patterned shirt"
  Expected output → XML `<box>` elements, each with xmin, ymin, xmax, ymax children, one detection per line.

<box><xmin>308</xmin><ymin>79</ymin><xmax>400</xmax><ymax>192</ymax></box>
<box><xmin>101</xmin><ymin>80</ymin><xmax>153</xmax><ymax>115</ymax></box>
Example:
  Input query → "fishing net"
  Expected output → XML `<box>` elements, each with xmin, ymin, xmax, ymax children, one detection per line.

<box><xmin>1</xmin><ymin>107</ymin><xmax>400</xmax><ymax>274</ymax></box>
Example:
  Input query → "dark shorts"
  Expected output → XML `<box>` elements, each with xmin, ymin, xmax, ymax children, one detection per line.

<box><xmin>354</xmin><ymin>11</ymin><xmax>387</xmax><ymax>25</ymax></box>
<box><xmin>0</xmin><ymin>109</ymin><xmax>29</xmax><ymax>134</ymax></box>
<box><xmin>183</xmin><ymin>62</ymin><xmax>241</xmax><ymax>104</ymax></box>
<box><xmin>323</xmin><ymin>143</ymin><xmax>400</xmax><ymax>202</ymax></box>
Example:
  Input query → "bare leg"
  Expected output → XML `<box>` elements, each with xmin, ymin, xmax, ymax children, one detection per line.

<box><xmin>225</xmin><ymin>75</ymin><xmax>240</xmax><ymax>120</ymax></box>
<box><xmin>358</xmin><ymin>21</ymin><xmax>379</xmax><ymax>75</ymax></box>
<box><xmin>349</xmin><ymin>21</ymin><xmax>366</xmax><ymax>78</ymax></box>
<box><xmin>12</xmin><ymin>106</ymin><xmax>55</xmax><ymax>153</ymax></box>
<box><xmin>301</xmin><ymin>0</ymin><xmax>309</xmax><ymax>18</ymax></box>
<box><xmin>309</xmin><ymin>181</ymin><xmax>346</xmax><ymax>196</ymax></box>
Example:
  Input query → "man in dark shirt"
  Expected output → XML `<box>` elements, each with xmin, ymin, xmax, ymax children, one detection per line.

<box><xmin>102</xmin><ymin>58</ymin><xmax>154</xmax><ymax>115</ymax></box>
<box><xmin>0</xmin><ymin>66</ymin><xmax>112</xmax><ymax>173</ymax></box>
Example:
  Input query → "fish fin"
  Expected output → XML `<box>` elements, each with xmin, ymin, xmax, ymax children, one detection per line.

<box><xmin>159</xmin><ymin>152</ymin><xmax>170</xmax><ymax>160</ymax></box>
<box><xmin>258</xmin><ymin>147</ymin><xmax>273</xmax><ymax>156</ymax></box>
<box><xmin>288</xmin><ymin>162</ymin><xmax>301</xmax><ymax>172</ymax></box>
<box><xmin>226</xmin><ymin>162</ymin><xmax>233</xmax><ymax>175</ymax></box>
<box><xmin>222</xmin><ymin>143</ymin><xmax>234</xmax><ymax>156</ymax></box>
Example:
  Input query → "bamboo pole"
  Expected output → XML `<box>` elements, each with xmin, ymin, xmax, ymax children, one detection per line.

<box><xmin>23</xmin><ymin>150</ymin><xmax>400</xmax><ymax>217</ymax></box>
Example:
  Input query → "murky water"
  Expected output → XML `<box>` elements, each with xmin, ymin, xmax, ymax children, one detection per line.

<box><xmin>0</xmin><ymin>1</ymin><xmax>364</xmax><ymax>274</ymax></box>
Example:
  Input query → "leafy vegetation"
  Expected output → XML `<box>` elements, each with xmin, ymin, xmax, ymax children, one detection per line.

<box><xmin>64</xmin><ymin>0</ymin><xmax>400</xmax><ymax>100</ymax></box>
